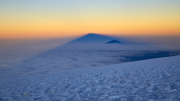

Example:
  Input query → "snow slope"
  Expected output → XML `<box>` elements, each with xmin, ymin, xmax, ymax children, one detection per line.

<box><xmin>0</xmin><ymin>55</ymin><xmax>180</xmax><ymax>101</ymax></box>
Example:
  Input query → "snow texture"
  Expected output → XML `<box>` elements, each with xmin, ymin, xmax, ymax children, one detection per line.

<box><xmin>0</xmin><ymin>55</ymin><xmax>180</xmax><ymax>101</ymax></box>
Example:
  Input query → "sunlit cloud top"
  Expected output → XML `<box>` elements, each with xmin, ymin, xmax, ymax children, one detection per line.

<box><xmin>0</xmin><ymin>0</ymin><xmax>180</xmax><ymax>38</ymax></box>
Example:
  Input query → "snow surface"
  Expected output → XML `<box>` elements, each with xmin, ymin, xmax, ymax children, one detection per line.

<box><xmin>0</xmin><ymin>55</ymin><xmax>180</xmax><ymax>101</ymax></box>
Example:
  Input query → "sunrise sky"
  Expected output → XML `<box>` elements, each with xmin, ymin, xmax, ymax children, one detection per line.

<box><xmin>0</xmin><ymin>0</ymin><xmax>180</xmax><ymax>39</ymax></box>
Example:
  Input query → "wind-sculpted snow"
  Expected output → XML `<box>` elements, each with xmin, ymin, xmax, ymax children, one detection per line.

<box><xmin>0</xmin><ymin>55</ymin><xmax>180</xmax><ymax>101</ymax></box>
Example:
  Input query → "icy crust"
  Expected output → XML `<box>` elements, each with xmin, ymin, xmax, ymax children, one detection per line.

<box><xmin>0</xmin><ymin>56</ymin><xmax>180</xmax><ymax>101</ymax></box>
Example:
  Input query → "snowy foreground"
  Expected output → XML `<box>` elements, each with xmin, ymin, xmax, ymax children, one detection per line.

<box><xmin>0</xmin><ymin>55</ymin><xmax>180</xmax><ymax>101</ymax></box>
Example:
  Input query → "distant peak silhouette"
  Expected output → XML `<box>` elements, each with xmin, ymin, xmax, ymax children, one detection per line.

<box><xmin>106</xmin><ymin>40</ymin><xmax>122</xmax><ymax>44</ymax></box>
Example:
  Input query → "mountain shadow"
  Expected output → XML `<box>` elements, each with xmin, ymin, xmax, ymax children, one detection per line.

<box><xmin>69</xmin><ymin>33</ymin><xmax>116</xmax><ymax>43</ymax></box>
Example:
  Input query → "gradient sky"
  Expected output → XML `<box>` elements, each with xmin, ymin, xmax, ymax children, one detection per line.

<box><xmin>0</xmin><ymin>0</ymin><xmax>180</xmax><ymax>39</ymax></box>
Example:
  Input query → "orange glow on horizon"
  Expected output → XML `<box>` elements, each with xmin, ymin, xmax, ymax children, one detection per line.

<box><xmin>0</xmin><ymin>0</ymin><xmax>180</xmax><ymax>39</ymax></box>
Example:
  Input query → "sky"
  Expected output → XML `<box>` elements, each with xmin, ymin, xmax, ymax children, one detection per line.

<box><xmin>0</xmin><ymin>0</ymin><xmax>180</xmax><ymax>39</ymax></box>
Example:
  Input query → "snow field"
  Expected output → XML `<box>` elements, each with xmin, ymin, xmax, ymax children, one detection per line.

<box><xmin>0</xmin><ymin>55</ymin><xmax>180</xmax><ymax>101</ymax></box>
